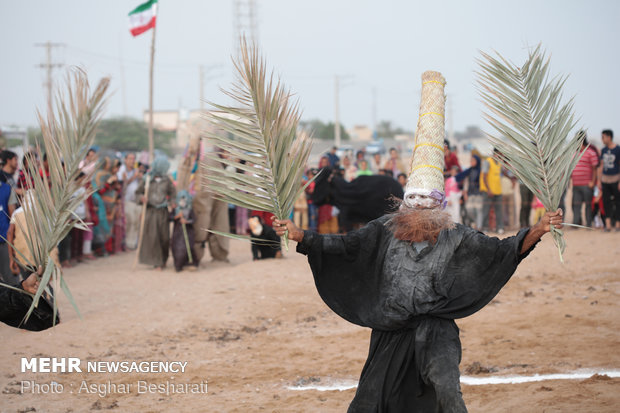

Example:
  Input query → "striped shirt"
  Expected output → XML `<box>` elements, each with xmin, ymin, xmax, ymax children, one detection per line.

<box><xmin>571</xmin><ymin>146</ymin><xmax>598</xmax><ymax>186</ymax></box>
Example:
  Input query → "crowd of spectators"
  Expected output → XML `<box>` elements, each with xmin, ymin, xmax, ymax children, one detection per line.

<box><xmin>0</xmin><ymin>147</ymin><xmax>152</xmax><ymax>285</ymax></box>
<box><xmin>282</xmin><ymin>129</ymin><xmax>619</xmax><ymax>235</ymax></box>
<box><xmin>1</xmin><ymin>128</ymin><xmax>618</xmax><ymax>284</ymax></box>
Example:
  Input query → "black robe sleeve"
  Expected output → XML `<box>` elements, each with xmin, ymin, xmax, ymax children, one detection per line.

<box><xmin>431</xmin><ymin>226</ymin><xmax>539</xmax><ymax>320</ymax></box>
<box><xmin>296</xmin><ymin>216</ymin><xmax>392</xmax><ymax>328</ymax></box>
<box><xmin>297</xmin><ymin>219</ymin><xmax>540</xmax><ymax>329</ymax></box>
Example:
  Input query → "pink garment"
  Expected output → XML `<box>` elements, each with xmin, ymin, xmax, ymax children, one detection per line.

<box><xmin>444</xmin><ymin>176</ymin><xmax>462</xmax><ymax>223</ymax></box>
<box><xmin>83</xmin><ymin>223</ymin><xmax>94</xmax><ymax>241</ymax></box>
<box><xmin>532</xmin><ymin>197</ymin><xmax>544</xmax><ymax>209</ymax></box>
<box><xmin>445</xmin><ymin>177</ymin><xmax>460</xmax><ymax>198</ymax></box>
<box><xmin>236</xmin><ymin>206</ymin><xmax>249</xmax><ymax>235</ymax></box>
<box><xmin>79</xmin><ymin>160</ymin><xmax>97</xmax><ymax>175</ymax></box>
<box><xmin>113</xmin><ymin>203</ymin><xmax>125</xmax><ymax>253</ymax></box>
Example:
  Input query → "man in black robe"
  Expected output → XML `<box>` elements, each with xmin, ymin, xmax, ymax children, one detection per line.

<box><xmin>274</xmin><ymin>199</ymin><xmax>563</xmax><ymax>412</ymax></box>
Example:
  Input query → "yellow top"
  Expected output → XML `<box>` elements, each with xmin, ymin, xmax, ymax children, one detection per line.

<box><xmin>480</xmin><ymin>157</ymin><xmax>502</xmax><ymax>195</ymax></box>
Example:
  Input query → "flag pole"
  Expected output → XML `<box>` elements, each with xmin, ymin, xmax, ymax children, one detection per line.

<box><xmin>135</xmin><ymin>0</ymin><xmax>157</xmax><ymax>269</ymax></box>
<box><xmin>147</xmin><ymin>6</ymin><xmax>157</xmax><ymax>164</ymax></box>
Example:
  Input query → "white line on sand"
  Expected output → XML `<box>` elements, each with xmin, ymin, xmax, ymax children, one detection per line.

<box><xmin>460</xmin><ymin>370</ymin><xmax>620</xmax><ymax>385</ymax></box>
<box><xmin>287</xmin><ymin>370</ymin><xmax>620</xmax><ymax>391</ymax></box>
<box><xmin>287</xmin><ymin>381</ymin><xmax>358</xmax><ymax>392</ymax></box>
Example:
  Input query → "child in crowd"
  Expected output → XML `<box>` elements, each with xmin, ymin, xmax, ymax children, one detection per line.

<box><xmin>171</xmin><ymin>190</ymin><xmax>198</xmax><ymax>272</ymax></box>
<box><xmin>445</xmin><ymin>165</ymin><xmax>462</xmax><ymax>223</ymax></box>
<box><xmin>305</xmin><ymin>168</ymin><xmax>318</xmax><ymax>232</ymax></box>
<box><xmin>248</xmin><ymin>215</ymin><xmax>282</xmax><ymax>260</ymax></box>
<box><xmin>70</xmin><ymin>173</ymin><xmax>88</xmax><ymax>264</ymax></box>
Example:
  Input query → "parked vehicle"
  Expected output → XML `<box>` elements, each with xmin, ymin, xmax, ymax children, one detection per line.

<box><xmin>336</xmin><ymin>145</ymin><xmax>354</xmax><ymax>160</ymax></box>
<box><xmin>365</xmin><ymin>140</ymin><xmax>385</xmax><ymax>155</ymax></box>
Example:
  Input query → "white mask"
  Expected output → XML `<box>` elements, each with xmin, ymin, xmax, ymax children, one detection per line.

<box><xmin>404</xmin><ymin>193</ymin><xmax>440</xmax><ymax>210</ymax></box>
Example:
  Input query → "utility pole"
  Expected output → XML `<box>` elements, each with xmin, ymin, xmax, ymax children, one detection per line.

<box><xmin>334</xmin><ymin>75</ymin><xmax>340</xmax><ymax>148</ymax></box>
<box><xmin>372</xmin><ymin>87</ymin><xmax>377</xmax><ymax>139</ymax></box>
<box><xmin>147</xmin><ymin>15</ymin><xmax>157</xmax><ymax>163</ymax></box>
<box><xmin>447</xmin><ymin>93</ymin><xmax>454</xmax><ymax>146</ymax></box>
<box><xmin>233</xmin><ymin>0</ymin><xmax>258</xmax><ymax>54</ymax></box>
<box><xmin>119</xmin><ymin>36</ymin><xmax>128</xmax><ymax>116</ymax></box>
<box><xmin>35</xmin><ymin>42</ymin><xmax>64</xmax><ymax>114</ymax></box>
<box><xmin>333</xmin><ymin>74</ymin><xmax>354</xmax><ymax>148</ymax></box>
<box><xmin>200</xmin><ymin>65</ymin><xmax>204</xmax><ymax>111</ymax></box>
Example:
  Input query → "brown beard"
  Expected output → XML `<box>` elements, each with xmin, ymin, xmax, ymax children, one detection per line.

<box><xmin>386</xmin><ymin>205</ymin><xmax>455</xmax><ymax>244</ymax></box>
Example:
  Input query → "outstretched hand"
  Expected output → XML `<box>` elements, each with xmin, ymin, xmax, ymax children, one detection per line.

<box><xmin>21</xmin><ymin>266</ymin><xmax>44</xmax><ymax>295</ymax></box>
<box><xmin>537</xmin><ymin>208</ymin><xmax>564</xmax><ymax>233</ymax></box>
<box><xmin>273</xmin><ymin>218</ymin><xmax>304</xmax><ymax>243</ymax></box>
<box><xmin>520</xmin><ymin>208</ymin><xmax>563</xmax><ymax>255</ymax></box>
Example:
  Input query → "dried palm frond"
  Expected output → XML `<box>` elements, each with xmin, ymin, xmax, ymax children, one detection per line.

<box><xmin>201</xmin><ymin>39</ymin><xmax>314</xmax><ymax>247</ymax></box>
<box><xmin>0</xmin><ymin>68</ymin><xmax>110</xmax><ymax>325</ymax></box>
<box><xmin>476</xmin><ymin>45</ymin><xmax>583</xmax><ymax>261</ymax></box>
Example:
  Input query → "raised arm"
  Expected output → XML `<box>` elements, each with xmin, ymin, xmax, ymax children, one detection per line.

<box><xmin>520</xmin><ymin>208</ymin><xmax>563</xmax><ymax>255</ymax></box>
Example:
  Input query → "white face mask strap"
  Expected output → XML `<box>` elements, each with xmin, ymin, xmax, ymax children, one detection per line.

<box><xmin>404</xmin><ymin>195</ymin><xmax>440</xmax><ymax>209</ymax></box>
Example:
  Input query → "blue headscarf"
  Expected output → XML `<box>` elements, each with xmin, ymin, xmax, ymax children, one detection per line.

<box><xmin>175</xmin><ymin>190</ymin><xmax>193</xmax><ymax>215</ymax></box>
<box><xmin>471</xmin><ymin>154</ymin><xmax>481</xmax><ymax>171</ymax></box>
<box><xmin>149</xmin><ymin>156</ymin><xmax>170</xmax><ymax>177</ymax></box>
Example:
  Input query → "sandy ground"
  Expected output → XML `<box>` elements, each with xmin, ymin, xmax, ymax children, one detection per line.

<box><xmin>1</xmin><ymin>228</ymin><xmax>619</xmax><ymax>413</ymax></box>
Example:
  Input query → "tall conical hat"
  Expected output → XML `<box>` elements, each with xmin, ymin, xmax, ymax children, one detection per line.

<box><xmin>404</xmin><ymin>71</ymin><xmax>446</xmax><ymax>207</ymax></box>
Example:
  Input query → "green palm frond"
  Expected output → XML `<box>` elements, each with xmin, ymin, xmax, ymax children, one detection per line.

<box><xmin>476</xmin><ymin>45</ymin><xmax>583</xmax><ymax>261</ymax></box>
<box><xmin>0</xmin><ymin>68</ymin><xmax>110</xmax><ymax>325</ymax></box>
<box><xmin>201</xmin><ymin>39</ymin><xmax>313</xmax><ymax>247</ymax></box>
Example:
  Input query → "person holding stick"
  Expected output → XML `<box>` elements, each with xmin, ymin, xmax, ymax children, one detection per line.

<box><xmin>171</xmin><ymin>190</ymin><xmax>198</xmax><ymax>272</ymax></box>
<box><xmin>135</xmin><ymin>156</ymin><xmax>175</xmax><ymax>270</ymax></box>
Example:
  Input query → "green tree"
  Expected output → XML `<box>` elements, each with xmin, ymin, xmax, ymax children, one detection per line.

<box><xmin>94</xmin><ymin>117</ymin><xmax>175</xmax><ymax>154</ymax></box>
<box><xmin>376</xmin><ymin>120</ymin><xmax>406</xmax><ymax>139</ymax></box>
<box><xmin>299</xmin><ymin>118</ymin><xmax>349</xmax><ymax>141</ymax></box>
<box><xmin>27</xmin><ymin>127</ymin><xmax>43</xmax><ymax>147</ymax></box>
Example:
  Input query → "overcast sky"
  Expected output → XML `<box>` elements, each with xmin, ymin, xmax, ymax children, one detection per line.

<box><xmin>1</xmin><ymin>0</ymin><xmax>618</xmax><ymax>139</ymax></box>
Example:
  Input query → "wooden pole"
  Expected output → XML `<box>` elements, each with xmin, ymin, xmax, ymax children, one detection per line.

<box><xmin>134</xmin><ymin>5</ymin><xmax>158</xmax><ymax>269</ymax></box>
<box><xmin>147</xmin><ymin>12</ymin><xmax>157</xmax><ymax>164</ymax></box>
<box><xmin>132</xmin><ymin>176</ymin><xmax>151</xmax><ymax>270</ymax></box>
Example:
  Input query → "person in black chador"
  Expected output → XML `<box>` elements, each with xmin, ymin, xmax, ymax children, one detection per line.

<box><xmin>1</xmin><ymin>268</ymin><xmax>57</xmax><ymax>331</ymax></box>
<box><xmin>275</xmin><ymin>196</ymin><xmax>563</xmax><ymax>412</ymax></box>
<box><xmin>248</xmin><ymin>215</ymin><xmax>282</xmax><ymax>260</ymax></box>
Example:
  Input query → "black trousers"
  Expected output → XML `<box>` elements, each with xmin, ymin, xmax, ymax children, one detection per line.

<box><xmin>602</xmin><ymin>181</ymin><xmax>620</xmax><ymax>222</ymax></box>
<box><xmin>519</xmin><ymin>185</ymin><xmax>534</xmax><ymax>228</ymax></box>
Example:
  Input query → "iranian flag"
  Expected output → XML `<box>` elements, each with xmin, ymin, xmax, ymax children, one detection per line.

<box><xmin>128</xmin><ymin>0</ymin><xmax>158</xmax><ymax>37</ymax></box>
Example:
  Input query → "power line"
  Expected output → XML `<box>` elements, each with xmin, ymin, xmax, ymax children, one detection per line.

<box><xmin>66</xmin><ymin>45</ymin><xmax>217</xmax><ymax>72</ymax></box>
<box><xmin>199</xmin><ymin>64</ymin><xmax>224</xmax><ymax>110</ymax></box>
